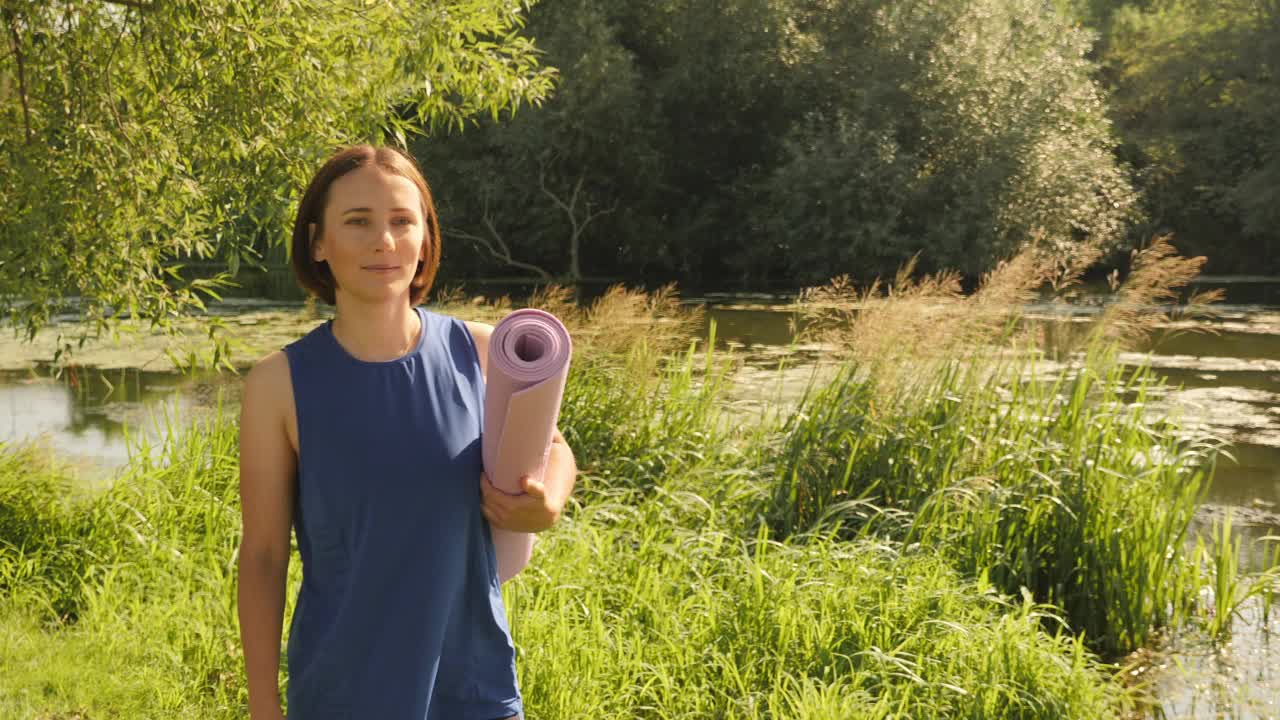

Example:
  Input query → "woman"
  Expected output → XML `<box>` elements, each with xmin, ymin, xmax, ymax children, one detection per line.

<box><xmin>237</xmin><ymin>144</ymin><xmax>576</xmax><ymax>720</ymax></box>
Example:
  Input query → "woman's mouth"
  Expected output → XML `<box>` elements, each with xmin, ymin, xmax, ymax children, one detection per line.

<box><xmin>363</xmin><ymin>265</ymin><xmax>400</xmax><ymax>274</ymax></box>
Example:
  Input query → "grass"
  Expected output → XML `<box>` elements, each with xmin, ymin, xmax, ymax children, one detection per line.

<box><xmin>1262</xmin><ymin>536</ymin><xmax>1280</xmax><ymax>625</ymax></box>
<box><xmin>1195</xmin><ymin>513</ymin><xmax>1280</xmax><ymax>639</ymax></box>
<box><xmin>0</xmin><ymin>360</ymin><xmax>1133</xmax><ymax>719</ymax></box>
<box><xmin>768</xmin><ymin>234</ymin><xmax>1240</xmax><ymax>658</ymax></box>
<box><xmin>509</xmin><ymin>493</ymin><xmax>1126</xmax><ymax>718</ymax></box>
<box><xmin>0</xmin><ymin>444</ymin><xmax>105</xmax><ymax>625</ymax></box>
<box><xmin>0</xmin><ymin>239</ymin><xmax>1266</xmax><ymax>718</ymax></box>
<box><xmin>765</xmin><ymin>348</ymin><xmax>1219</xmax><ymax>656</ymax></box>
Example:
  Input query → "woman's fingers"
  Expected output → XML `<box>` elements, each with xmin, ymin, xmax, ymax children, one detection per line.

<box><xmin>482</xmin><ymin>472</ymin><xmax>556</xmax><ymax>532</ymax></box>
<box><xmin>482</xmin><ymin>472</ymin><xmax>531</xmax><ymax>503</ymax></box>
<box><xmin>481</xmin><ymin>477</ymin><xmax>504</xmax><ymax>518</ymax></box>
<box><xmin>481</xmin><ymin>472</ymin><xmax>521</xmax><ymax>527</ymax></box>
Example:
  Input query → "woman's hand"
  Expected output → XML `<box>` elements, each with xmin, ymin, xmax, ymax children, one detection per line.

<box><xmin>480</xmin><ymin>471</ymin><xmax>563</xmax><ymax>533</ymax></box>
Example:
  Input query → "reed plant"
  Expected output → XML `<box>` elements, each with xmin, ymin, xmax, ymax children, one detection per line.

<box><xmin>766</xmin><ymin>344</ymin><xmax>1217</xmax><ymax>655</ymax></box>
<box><xmin>1261</xmin><ymin>536</ymin><xmax>1280</xmax><ymax>625</ymax></box>
<box><xmin>1195</xmin><ymin>516</ymin><xmax>1280</xmax><ymax>638</ymax></box>
<box><xmin>793</xmin><ymin>235</ymin><xmax>1222</xmax><ymax>396</ymax></box>
<box><xmin>554</xmin><ymin>285</ymin><xmax>735</xmax><ymax>496</ymax></box>
<box><xmin>772</xmin><ymin>236</ymin><xmax>1230</xmax><ymax>656</ymax></box>
<box><xmin>1198</xmin><ymin>511</ymin><xmax>1244</xmax><ymax>639</ymax></box>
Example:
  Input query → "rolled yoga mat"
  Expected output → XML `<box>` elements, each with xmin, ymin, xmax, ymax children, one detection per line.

<box><xmin>482</xmin><ymin>308</ymin><xmax>572</xmax><ymax>583</ymax></box>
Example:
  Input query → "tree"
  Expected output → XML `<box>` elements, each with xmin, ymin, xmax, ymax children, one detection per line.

<box><xmin>1103</xmin><ymin>0</ymin><xmax>1280</xmax><ymax>273</ymax></box>
<box><xmin>416</xmin><ymin>0</ymin><xmax>660</xmax><ymax>287</ymax></box>
<box><xmin>747</xmin><ymin>0</ymin><xmax>1140</xmax><ymax>285</ymax></box>
<box><xmin>0</xmin><ymin>0</ymin><xmax>553</xmax><ymax>366</ymax></box>
<box><xmin>414</xmin><ymin>0</ymin><xmax>1139</xmax><ymax>292</ymax></box>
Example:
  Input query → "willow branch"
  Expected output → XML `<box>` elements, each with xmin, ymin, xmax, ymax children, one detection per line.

<box><xmin>101</xmin><ymin>18</ymin><xmax>134</xmax><ymax>145</ymax></box>
<box><xmin>4</xmin><ymin>10</ymin><xmax>32</xmax><ymax>143</ymax></box>
<box><xmin>99</xmin><ymin>0</ymin><xmax>156</xmax><ymax>10</ymax></box>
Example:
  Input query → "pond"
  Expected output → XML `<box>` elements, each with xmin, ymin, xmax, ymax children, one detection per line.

<box><xmin>1</xmin><ymin>278</ymin><xmax>1278</xmax><ymax>717</ymax></box>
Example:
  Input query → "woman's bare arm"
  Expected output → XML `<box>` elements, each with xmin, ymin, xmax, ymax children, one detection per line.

<box><xmin>541</xmin><ymin>427</ymin><xmax>578</xmax><ymax>514</ymax></box>
<box><xmin>237</xmin><ymin>351</ymin><xmax>298</xmax><ymax>720</ymax></box>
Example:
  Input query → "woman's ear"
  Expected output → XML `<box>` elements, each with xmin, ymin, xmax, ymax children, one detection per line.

<box><xmin>309</xmin><ymin>223</ymin><xmax>325</xmax><ymax>262</ymax></box>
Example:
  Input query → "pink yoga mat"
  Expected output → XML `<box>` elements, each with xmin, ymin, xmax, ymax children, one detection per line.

<box><xmin>482</xmin><ymin>308</ymin><xmax>572</xmax><ymax>583</ymax></box>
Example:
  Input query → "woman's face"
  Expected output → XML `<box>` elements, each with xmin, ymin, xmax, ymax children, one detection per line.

<box><xmin>311</xmin><ymin>164</ymin><xmax>428</xmax><ymax>306</ymax></box>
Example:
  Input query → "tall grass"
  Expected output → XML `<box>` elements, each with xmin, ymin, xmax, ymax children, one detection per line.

<box><xmin>1195</xmin><ymin>514</ymin><xmax>1280</xmax><ymax>638</ymax></box>
<box><xmin>0</xmin><ymin>444</ymin><xmax>101</xmax><ymax>624</ymax></box>
<box><xmin>766</xmin><ymin>347</ymin><xmax>1218</xmax><ymax>656</ymax></box>
<box><xmin>559</xmin><ymin>321</ymin><xmax>734</xmax><ymax>497</ymax></box>
<box><xmin>0</xmin><ymin>410</ymin><xmax>248</xmax><ymax>716</ymax></box>
<box><xmin>768</xmin><ymin>236</ymin><xmax>1236</xmax><ymax>656</ymax></box>
<box><xmin>508</xmin><ymin>486</ymin><xmax>1128</xmax><ymax>718</ymax></box>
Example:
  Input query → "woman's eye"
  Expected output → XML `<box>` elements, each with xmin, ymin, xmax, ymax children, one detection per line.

<box><xmin>345</xmin><ymin>218</ymin><xmax>368</xmax><ymax>226</ymax></box>
<box><xmin>394</xmin><ymin>217</ymin><xmax>413</xmax><ymax>226</ymax></box>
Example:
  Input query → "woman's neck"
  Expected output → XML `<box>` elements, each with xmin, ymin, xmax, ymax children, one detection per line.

<box><xmin>330</xmin><ymin>296</ymin><xmax>422</xmax><ymax>362</ymax></box>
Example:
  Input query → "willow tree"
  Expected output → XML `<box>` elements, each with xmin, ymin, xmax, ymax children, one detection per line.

<box><xmin>0</xmin><ymin>0</ymin><xmax>554</xmax><ymax>366</ymax></box>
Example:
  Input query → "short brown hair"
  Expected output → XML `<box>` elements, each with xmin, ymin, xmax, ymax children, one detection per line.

<box><xmin>290</xmin><ymin>144</ymin><xmax>441</xmax><ymax>305</ymax></box>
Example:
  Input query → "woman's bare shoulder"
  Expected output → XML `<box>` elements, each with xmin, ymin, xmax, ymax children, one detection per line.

<box><xmin>243</xmin><ymin>350</ymin><xmax>291</xmax><ymax>395</ymax></box>
<box><xmin>240</xmin><ymin>351</ymin><xmax>298</xmax><ymax>450</ymax></box>
<box><xmin>460</xmin><ymin>320</ymin><xmax>494</xmax><ymax>381</ymax></box>
<box><xmin>462</xmin><ymin>319</ymin><xmax>495</xmax><ymax>344</ymax></box>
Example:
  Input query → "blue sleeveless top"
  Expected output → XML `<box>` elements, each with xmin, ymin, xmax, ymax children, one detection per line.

<box><xmin>281</xmin><ymin>306</ymin><xmax>522</xmax><ymax>720</ymax></box>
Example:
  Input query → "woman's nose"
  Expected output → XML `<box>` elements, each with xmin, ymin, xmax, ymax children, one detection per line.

<box><xmin>373</xmin><ymin>222</ymin><xmax>396</xmax><ymax>249</ymax></box>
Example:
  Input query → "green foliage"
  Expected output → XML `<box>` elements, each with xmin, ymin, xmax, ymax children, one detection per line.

<box><xmin>750</xmin><ymin>0</ymin><xmax>1138</xmax><ymax>284</ymax></box>
<box><xmin>0</xmin><ymin>0</ymin><xmax>554</xmax><ymax>362</ymax></box>
<box><xmin>1101</xmin><ymin>0</ymin><xmax>1280</xmax><ymax>272</ymax></box>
